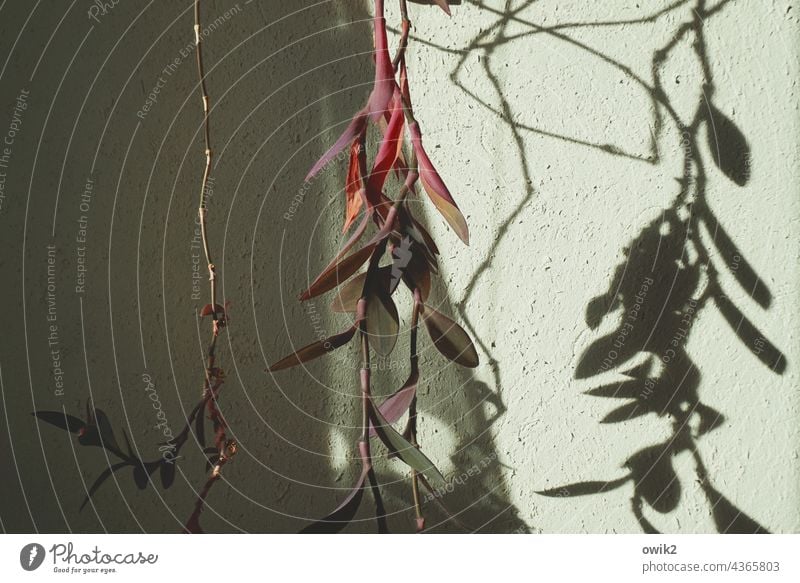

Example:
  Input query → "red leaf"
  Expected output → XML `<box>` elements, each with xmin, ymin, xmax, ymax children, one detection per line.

<box><xmin>306</xmin><ymin>109</ymin><xmax>369</xmax><ymax>181</ymax></box>
<box><xmin>331</xmin><ymin>266</ymin><xmax>391</xmax><ymax>313</ymax></box>
<box><xmin>409</xmin><ymin>122</ymin><xmax>469</xmax><ymax>244</ymax></box>
<box><xmin>367</xmin><ymin>92</ymin><xmax>405</xmax><ymax>198</ymax></box>
<box><xmin>431</xmin><ymin>0</ymin><xmax>452</xmax><ymax>16</ymax></box>
<box><xmin>366</xmin><ymin>2</ymin><xmax>394</xmax><ymax>121</ymax></box>
<box><xmin>421</xmin><ymin>304</ymin><xmax>479</xmax><ymax>368</ymax></box>
<box><xmin>331</xmin><ymin>272</ymin><xmax>367</xmax><ymax>313</ymax></box>
<box><xmin>344</xmin><ymin>140</ymin><xmax>365</xmax><ymax>233</ymax></box>
<box><xmin>269</xmin><ymin>325</ymin><xmax>358</xmax><ymax>372</ymax></box>
<box><xmin>299</xmin><ymin>243</ymin><xmax>377</xmax><ymax>301</ymax></box>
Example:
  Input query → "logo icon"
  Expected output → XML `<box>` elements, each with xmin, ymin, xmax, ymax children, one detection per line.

<box><xmin>390</xmin><ymin>236</ymin><xmax>413</xmax><ymax>290</ymax></box>
<box><xmin>20</xmin><ymin>543</ymin><xmax>46</xmax><ymax>571</ymax></box>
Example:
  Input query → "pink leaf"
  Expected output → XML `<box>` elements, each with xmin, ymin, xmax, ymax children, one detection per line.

<box><xmin>409</xmin><ymin>122</ymin><xmax>470</xmax><ymax>244</ymax></box>
<box><xmin>366</xmin><ymin>1</ymin><xmax>395</xmax><ymax>121</ymax></box>
<box><xmin>367</xmin><ymin>92</ymin><xmax>405</xmax><ymax>197</ymax></box>
<box><xmin>368</xmin><ymin>370</ymin><xmax>419</xmax><ymax>437</ymax></box>
<box><xmin>306</xmin><ymin>109</ymin><xmax>369</xmax><ymax>182</ymax></box>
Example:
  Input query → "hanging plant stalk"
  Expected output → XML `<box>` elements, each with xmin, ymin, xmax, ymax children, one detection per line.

<box><xmin>270</xmin><ymin>0</ymin><xmax>477</xmax><ymax>533</ymax></box>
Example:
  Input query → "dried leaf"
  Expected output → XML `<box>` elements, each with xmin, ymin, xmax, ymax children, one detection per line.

<box><xmin>421</xmin><ymin>305</ymin><xmax>479</xmax><ymax>368</ymax></box>
<box><xmin>343</xmin><ymin>140</ymin><xmax>365</xmax><ymax>233</ymax></box>
<box><xmin>199</xmin><ymin>304</ymin><xmax>225</xmax><ymax>317</ymax></box>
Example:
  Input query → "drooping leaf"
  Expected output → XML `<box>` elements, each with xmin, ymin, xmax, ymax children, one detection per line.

<box><xmin>331</xmin><ymin>272</ymin><xmax>366</xmax><ymax>313</ymax></box>
<box><xmin>306</xmin><ymin>109</ymin><xmax>369</xmax><ymax>181</ymax></box>
<box><xmin>406</xmin><ymin>210</ymin><xmax>440</xmax><ymax>257</ymax></box>
<box><xmin>365</xmin><ymin>5</ymin><xmax>394</xmax><ymax>121</ymax></box>
<box><xmin>536</xmin><ymin>476</ymin><xmax>630</xmax><ymax>497</ymax></box>
<box><xmin>369</xmin><ymin>399</ymin><xmax>446</xmax><ymax>488</ymax></box>
<box><xmin>299</xmin><ymin>243</ymin><xmax>377</xmax><ymax>301</ymax></box>
<box><xmin>269</xmin><ymin>325</ymin><xmax>357</xmax><ymax>372</ymax></box>
<box><xmin>368</xmin><ymin>370</ymin><xmax>419</xmax><ymax>438</ymax></box>
<box><xmin>299</xmin><ymin>468</ymin><xmax>368</xmax><ymax>534</ymax></box>
<box><xmin>421</xmin><ymin>305</ymin><xmax>479</xmax><ymax>368</ymax></box>
<box><xmin>706</xmin><ymin>103</ymin><xmax>751</xmax><ymax>186</ymax></box>
<box><xmin>331</xmin><ymin>267</ymin><xmax>392</xmax><ymax>313</ymax></box>
<box><xmin>409</xmin><ymin>122</ymin><xmax>469</xmax><ymax>244</ymax></box>
<box><xmin>365</xmin><ymin>284</ymin><xmax>399</xmax><ymax>356</ymax></box>
<box><xmin>400</xmin><ymin>249</ymin><xmax>432</xmax><ymax>300</ymax></box>
<box><xmin>343</xmin><ymin>140</ymin><xmax>365</xmax><ymax>233</ymax></box>
<box><xmin>32</xmin><ymin>411</ymin><xmax>85</xmax><ymax>433</ymax></box>
<box><xmin>367</xmin><ymin>92</ymin><xmax>405</xmax><ymax>197</ymax></box>
<box><xmin>80</xmin><ymin>462</ymin><xmax>128</xmax><ymax>511</ymax></box>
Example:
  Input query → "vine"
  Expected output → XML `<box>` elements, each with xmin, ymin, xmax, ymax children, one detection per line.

<box><xmin>269</xmin><ymin>0</ymin><xmax>476</xmax><ymax>533</ymax></box>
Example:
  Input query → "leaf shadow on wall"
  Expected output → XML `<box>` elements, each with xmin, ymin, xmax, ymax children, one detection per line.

<box><xmin>528</xmin><ymin>0</ymin><xmax>785</xmax><ymax>532</ymax></box>
<box><xmin>407</xmin><ymin>0</ymin><xmax>787</xmax><ymax>532</ymax></box>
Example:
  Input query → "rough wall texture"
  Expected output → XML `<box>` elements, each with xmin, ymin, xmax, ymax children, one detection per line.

<box><xmin>0</xmin><ymin>0</ymin><xmax>797</xmax><ymax>533</ymax></box>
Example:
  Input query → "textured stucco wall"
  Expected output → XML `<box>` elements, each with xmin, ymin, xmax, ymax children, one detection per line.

<box><xmin>0</xmin><ymin>0</ymin><xmax>797</xmax><ymax>533</ymax></box>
